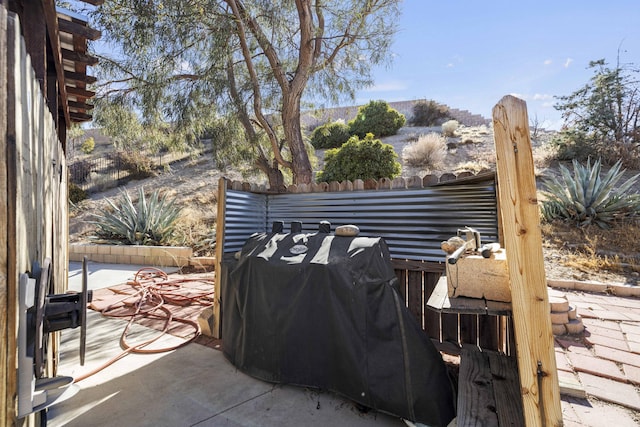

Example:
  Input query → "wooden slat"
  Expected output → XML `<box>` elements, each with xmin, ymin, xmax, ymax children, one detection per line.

<box><xmin>426</xmin><ymin>277</ymin><xmax>511</xmax><ymax>315</ymax></box>
<box><xmin>64</xmin><ymin>70</ymin><xmax>97</xmax><ymax>84</ymax></box>
<box><xmin>0</xmin><ymin>7</ymin><xmax>8</xmax><ymax>426</ymax></box>
<box><xmin>493</xmin><ymin>95</ymin><xmax>562</xmax><ymax>425</ymax></box>
<box><xmin>488</xmin><ymin>351</ymin><xmax>525</xmax><ymax>427</ymax></box>
<box><xmin>458</xmin><ymin>314</ymin><xmax>477</xmax><ymax>346</ymax></box>
<box><xmin>57</xmin><ymin>17</ymin><xmax>101</xmax><ymax>40</ymax></box>
<box><xmin>457</xmin><ymin>346</ymin><xmax>499</xmax><ymax>426</ymax></box>
<box><xmin>391</xmin><ymin>258</ymin><xmax>444</xmax><ymax>273</ymax></box>
<box><xmin>213</xmin><ymin>177</ymin><xmax>228</xmax><ymax>339</ymax></box>
<box><xmin>423</xmin><ymin>271</ymin><xmax>441</xmax><ymax>340</ymax></box>
<box><xmin>68</xmin><ymin>100</ymin><xmax>94</xmax><ymax>111</ymax></box>
<box><xmin>407</xmin><ymin>270</ymin><xmax>423</xmax><ymax>327</ymax></box>
<box><xmin>65</xmin><ymin>86</ymin><xmax>95</xmax><ymax>98</ymax></box>
<box><xmin>61</xmin><ymin>48</ymin><xmax>98</xmax><ymax>65</ymax></box>
<box><xmin>394</xmin><ymin>268</ymin><xmax>407</xmax><ymax>304</ymax></box>
<box><xmin>42</xmin><ymin>0</ymin><xmax>71</xmax><ymax>126</ymax></box>
<box><xmin>478</xmin><ymin>315</ymin><xmax>500</xmax><ymax>350</ymax></box>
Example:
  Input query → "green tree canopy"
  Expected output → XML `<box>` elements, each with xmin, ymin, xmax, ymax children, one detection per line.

<box><xmin>89</xmin><ymin>0</ymin><xmax>401</xmax><ymax>187</ymax></box>
<box><xmin>555</xmin><ymin>57</ymin><xmax>640</xmax><ymax>146</ymax></box>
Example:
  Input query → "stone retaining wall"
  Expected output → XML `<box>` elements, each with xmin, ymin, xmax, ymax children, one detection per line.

<box><xmin>69</xmin><ymin>244</ymin><xmax>215</xmax><ymax>268</ymax></box>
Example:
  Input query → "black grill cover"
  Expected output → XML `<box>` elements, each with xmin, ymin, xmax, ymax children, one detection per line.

<box><xmin>221</xmin><ymin>231</ymin><xmax>456</xmax><ymax>426</ymax></box>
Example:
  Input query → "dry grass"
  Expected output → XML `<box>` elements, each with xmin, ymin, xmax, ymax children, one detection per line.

<box><xmin>541</xmin><ymin>220</ymin><xmax>640</xmax><ymax>277</ymax></box>
<box><xmin>402</xmin><ymin>133</ymin><xmax>447</xmax><ymax>169</ymax></box>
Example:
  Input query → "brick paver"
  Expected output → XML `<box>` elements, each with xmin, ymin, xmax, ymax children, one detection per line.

<box><xmin>594</xmin><ymin>344</ymin><xmax>640</xmax><ymax>368</ymax></box>
<box><xmin>585</xmin><ymin>331</ymin><xmax>630</xmax><ymax>351</ymax></box>
<box><xmin>623</xmin><ymin>364</ymin><xmax>640</xmax><ymax>386</ymax></box>
<box><xmin>566</xmin><ymin>352</ymin><xmax>627</xmax><ymax>382</ymax></box>
<box><xmin>578</xmin><ymin>372</ymin><xmax>640</xmax><ymax>411</ymax></box>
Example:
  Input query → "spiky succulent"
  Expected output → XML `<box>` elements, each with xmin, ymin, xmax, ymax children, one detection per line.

<box><xmin>91</xmin><ymin>187</ymin><xmax>181</xmax><ymax>245</ymax></box>
<box><xmin>541</xmin><ymin>158</ymin><xmax>640</xmax><ymax>228</ymax></box>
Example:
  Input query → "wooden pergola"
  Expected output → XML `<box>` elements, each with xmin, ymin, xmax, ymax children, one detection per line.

<box><xmin>7</xmin><ymin>0</ymin><xmax>102</xmax><ymax>147</ymax></box>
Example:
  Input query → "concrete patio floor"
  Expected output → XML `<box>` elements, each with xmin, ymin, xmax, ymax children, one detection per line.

<box><xmin>47</xmin><ymin>262</ymin><xmax>640</xmax><ymax>426</ymax></box>
<box><xmin>47</xmin><ymin>263</ymin><xmax>406</xmax><ymax>427</ymax></box>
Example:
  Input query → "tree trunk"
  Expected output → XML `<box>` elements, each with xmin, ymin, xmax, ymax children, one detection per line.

<box><xmin>256</xmin><ymin>157</ymin><xmax>286</xmax><ymax>192</ymax></box>
<box><xmin>282</xmin><ymin>94</ymin><xmax>313</xmax><ymax>184</ymax></box>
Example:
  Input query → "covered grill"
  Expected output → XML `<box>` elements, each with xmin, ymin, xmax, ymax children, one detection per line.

<box><xmin>220</xmin><ymin>222</ymin><xmax>456</xmax><ymax>426</ymax></box>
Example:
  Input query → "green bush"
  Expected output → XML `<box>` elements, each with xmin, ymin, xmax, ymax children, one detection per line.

<box><xmin>541</xmin><ymin>158</ymin><xmax>640</xmax><ymax>228</ymax></box>
<box><xmin>411</xmin><ymin>100</ymin><xmax>449</xmax><ymax>126</ymax></box>
<box><xmin>80</xmin><ymin>137</ymin><xmax>95</xmax><ymax>154</ymax></box>
<box><xmin>549</xmin><ymin>129</ymin><xmax>599</xmax><ymax>161</ymax></box>
<box><xmin>348</xmin><ymin>100</ymin><xmax>406</xmax><ymax>138</ymax></box>
<box><xmin>116</xmin><ymin>150</ymin><xmax>156</xmax><ymax>179</ymax></box>
<box><xmin>317</xmin><ymin>134</ymin><xmax>401</xmax><ymax>183</ymax></box>
<box><xmin>91</xmin><ymin>187</ymin><xmax>181</xmax><ymax>245</ymax></box>
<box><xmin>68</xmin><ymin>183</ymin><xmax>88</xmax><ymax>204</ymax></box>
<box><xmin>310</xmin><ymin>121</ymin><xmax>351</xmax><ymax>149</ymax></box>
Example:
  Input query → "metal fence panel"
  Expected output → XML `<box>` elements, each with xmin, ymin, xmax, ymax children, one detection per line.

<box><xmin>223</xmin><ymin>179</ymin><xmax>498</xmax><ymax>262</ymax></box>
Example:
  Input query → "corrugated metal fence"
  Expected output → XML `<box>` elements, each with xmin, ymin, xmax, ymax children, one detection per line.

<box><xmin>218</xmin><ymin>173</ymin><xmax>512</xmax><ymax>353</ymax></box>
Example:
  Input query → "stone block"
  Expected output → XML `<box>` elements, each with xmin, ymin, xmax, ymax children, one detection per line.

<box><xmin>198</xmin><ymin>306</ymin><xmax>216</xmax><ymax>337</ymax></box>
<box><xmin>551</xmin><ymin>311</ymin><xmax>570</xmax><ymax>325</ymax></box>
<box><xmin>445</xmin><ymin>249</ymin><xmax>511</xmax><ymax>302</ymax></box>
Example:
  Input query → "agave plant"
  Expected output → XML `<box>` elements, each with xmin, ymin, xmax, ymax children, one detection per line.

<box><xmin>91</xmin><ymin>187</ymin><xmax>181</xmax><ymax>245</ymax></box>
<box><xmin>541</xmin><ymin>158</ymin><xmax>640</xmax><ymax>228</ymax></box>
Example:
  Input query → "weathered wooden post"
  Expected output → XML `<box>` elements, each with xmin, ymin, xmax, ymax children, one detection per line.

<box><xmin>492</xmin><ymin>95</ymin><xmax>562</xmax><ymax>426</ymax></box>
<box><xmin>212</xmin><ymin>177</ymin><xmax>228</xmax><ymax>339</ymax></box>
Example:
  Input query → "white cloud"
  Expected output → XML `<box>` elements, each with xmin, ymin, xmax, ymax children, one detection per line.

<box><xmin>564</xmin><ymin>58</ymin><xmax>573</xmax><ymax>68</ymax></box>
<box><xmin>544</xmin><ymin>59</ymin><xmax>552</xmax><ymax>65</ymax></box>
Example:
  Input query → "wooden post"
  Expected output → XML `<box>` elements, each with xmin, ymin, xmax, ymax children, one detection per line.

<box><xmin>0</xmin><ymin>7</ymin><xmax>8</xmax><ymax>426</ymax></box>
<box><xmin>213</xmin><ymin>177</ymin><xmax>228</xmax><ymax>339</ymax></box>
<box><xmin>492</xmin><ymin>95</ymin><xmax>562</xmax><ymax>426</ymax></box>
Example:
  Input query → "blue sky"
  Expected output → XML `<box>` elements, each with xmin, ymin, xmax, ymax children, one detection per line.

<box><xmin>353</xmin><ymin>0</ymin><xmax>640</xmax><ymax>129</ymax></box>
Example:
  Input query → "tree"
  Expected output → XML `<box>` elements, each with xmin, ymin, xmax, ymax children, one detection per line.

<box><xmin>89</xmin><ymin>0</ymin><xmax>401</xmax><ymax>187</ymax></box>
<box><xmin>555</xmin><ymin>56</ymin><xmax>640</xmax><ymax>148</ymax></box>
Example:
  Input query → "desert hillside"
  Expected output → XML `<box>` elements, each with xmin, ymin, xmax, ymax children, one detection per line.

<box><xmin>69</xmin><ymin>124</ymin><xmax>640</xmax><ymax>286</ymax></box>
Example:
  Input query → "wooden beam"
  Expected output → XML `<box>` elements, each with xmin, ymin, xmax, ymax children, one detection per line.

<box><xmin>213</xmin><ymin>177</ymin><xmax>228</xmax><ymax>339</ymax></box>
<box><xmin>0</xmin><ymin>6</ymin><xmax>8</xmax><ymax>426</ymax></box>
<box><xmin>64</xmin><ymin>70</ymin><xmax>96</xmax><ymax>84</ymax></box>
<box><xmin>41</xmin><ymin>0</ymin><xmax>71</xmax><ymax>128</ymax></box>
<box><xmin>78</xmin><ymin>0</ymin><xmax>105</xmax><ymax>5</ymax></box>
<box><xmin>65</xmin><ymin>85</ymin><xmax>95</xmax><ymax>98</ymax></box>
<box><xmin>22</xmin><ymin>0</ymin><xmax>46</xmax><ymax>94</ymax></box>
<box><xmin>61</xmin><ymin>47</ymin><xmax>98</xmax><ymax>66</ymax></box>
<box><xmin>68</xmin><ymin>100</ymin><xmax>94</xmax><ymax>110</ymax></box>
<box><xmin>492</xmin><ymin>95</ymin><xmax>562</xmax><ymax>426</ymax></box>
<box><xmin>57</xmin><ymin>17</ymin><xmax>101</xmax><ymax>41</ymax></box>
<box><xmin>69</xmin><ymin>111</ymin><xmax>93</xmax><ymax>122</ymax></box>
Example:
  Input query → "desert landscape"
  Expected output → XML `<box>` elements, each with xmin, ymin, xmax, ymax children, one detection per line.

<box><xmin>69</xmin><ymin>122</ymin><xmax>640</xmax><ymax>287</ymax></box>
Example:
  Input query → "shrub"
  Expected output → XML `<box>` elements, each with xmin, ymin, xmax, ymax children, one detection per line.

<box><xmin>310</xmin><ymin>120</ymin><xmax>351</xmax><ymax>149</ymax></box>
<box><xmin>91</xmin><ymin>187</ymin><xmax>181</xmax><ymax>245</ymax></box>
<box><xmin>411</xmin><ymin>100</ymin><xmax>449</xmax><ymax>126</ymax></box>
<box><xmin>80</xmin><ymin>137</ymin><xmax>95</xmax><ymax>154</ymax></box>
<box><xmin>549</xmin><ymin>129</ymin><xmax>599</xmax><ymax>162</ymax></box>
<box><xmin>441</xmin><ymin>120</ymin><xmax>459</xmax><ymax>137</ymax></box>
<box><xmin>402</xmin><ymin>133</ymin><xmax>447</xmax><ymax>168</ymax></box>
<box><xmin>116</xmin><ymin>151</ymin><xmax>156</xmax><ymax>179</ymax></box>
<box><xmin>69</xmin><ymin>159</ymin><xmax>92</xmax><ymax>184</ymax></box>
<box><xmin>68</xmin><ymin>183</ymin><xmax>88</xmax><ymax>204</ymax></box>
<box><xmin>540</xmin><ymin>158</ymin><xmax>640</xmax><ymax>228</ymax></box>
<box><xmin>317</xmin><ymin>133</ymin><xmax>401</xmax><ymax>183</ymax></box>
<box><xmin>348</xmin><ymin>100</ymin><xmax>406</xmax><ymax>138</ymax></box>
